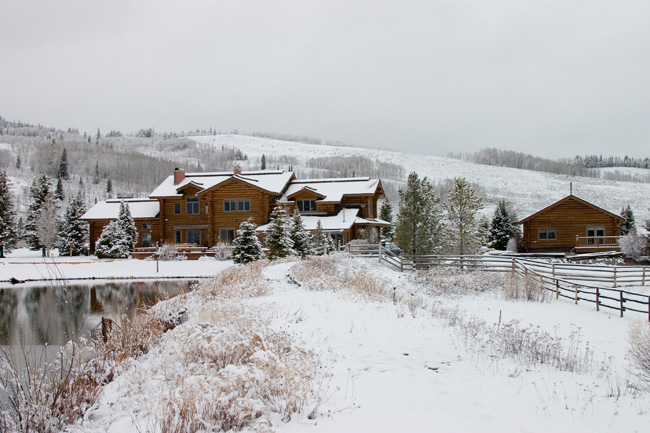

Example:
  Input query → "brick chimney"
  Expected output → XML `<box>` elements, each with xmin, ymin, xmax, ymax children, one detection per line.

<box><xmin>173</xmin><ymin>167</ymin><xmax>185</xmax><ymax>185</ymax></box>
<box><xmin>234</xmin><ymin>166</ymin><xmax>242</xmax><ymax>175</ymax></box>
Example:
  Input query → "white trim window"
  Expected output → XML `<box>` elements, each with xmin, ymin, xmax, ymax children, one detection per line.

<box><xmin>538</xmin><ymin>228</ymin><xmax>556</xmax><ymax>240</ymax></box>
<box><xmin>297</xmin><ymin>199</ymin><xmax>317</xmax><ymax>212</ymax></box>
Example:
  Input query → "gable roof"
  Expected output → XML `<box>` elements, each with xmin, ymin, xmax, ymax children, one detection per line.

<box><xmin>81</xmin><ymin>199</ymin><xmax>160</xmax><ymax>220</ymax></box>
<box><xmin>279</xmin><ymin>177</ymin><xmax>383</xmax><ymax>204</ymax></box>
<box><xmin>149</xmin><ymin>170</ymin><xmax>294</xmax><ymax>198</ymax></box>
<box><xmin>518</xmin><ymin>195</ymin><xmax>625</xmax><ymax>224</ymax></box>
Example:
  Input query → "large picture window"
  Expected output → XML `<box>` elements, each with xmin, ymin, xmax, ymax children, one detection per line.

<box><xmin>538</xmin><ymin>228</ymin><xmax>556</xmax><ymax>240</ymax></box>
<box><xmin>297</xmin><ymin>199</ymin><xmax>317</xmax><ymax>212</ymax></box>
<box><xmin>186</xmin><ymin>198</ymin><xmax>199</xmax><ymax>214</ymax></box>
<box><xmin>220</xmin><ymin>228</ymin><xmax>235</xmax><ymax>244</ymax></box>
<box><xmin>187</xmin><ymin>230</ymin><xmax>200</xmax><ymax>245</ymax></box>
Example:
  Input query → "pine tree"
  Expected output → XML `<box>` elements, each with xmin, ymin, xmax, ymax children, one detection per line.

<box><xmin>379</xmin><ymin>199</ymin><xmax>394</xmax><ymax>240</ymax></box>
<box><xmin>489</xmin><ymin>200</ymin><xmax>520</xmax><ymax>250</ymax></box>
<box><xmin>55</xmin><ymin>176</ymin><xmax>65</xmax><ymax>201</ymax></box>
<box><xmin>0</xmin><ymin>171</ymin><xmax>18</xmax><ymax>258</ymax></box>
<box><xmin>290</xmin><ymin>209</ymin><xmax>312</xmax><ymax>258</ymax></box>
<box><xmin>232</xmin><ymin>219</ymin><xmax>265</xmax><ymax>264</ymax></box>
<box><xmin>58</xmin><ymin>147</ymin><xmax>69</xmax><ymax>180</ymax></box>
<box><xmin>117</xmin><ymin>201</ymin><xmax>138</xmax><ymax>251</ymax></box>
<box><xmin>261</xmin><ymin>154</ymin><xmax>267</xmax><ymax>170</ymax></box>
<box><xmin>394</xmin><ymin>172</ymin><xmax>445</xmax><ymax>255</ymax></box>
<box><xmin>312</xmin><ymin>219</ymin><xmax>335</xmax><ymax>255</ymax></box>
<box><xmin>15</xmin><ymin>155</ymin><xmax>21</xmax><ymax>170</ymax></box>
<box><xmin>620</xmin><ymin>204</ymin><xmax>637</xmax><ymax>235</ymax></box>
<box><xmin>57</xmin><ymin>191</ymin><xmax>88</xmax><ymax>256</ymax></box>
<box><xmin>24</xmin><ymin>174</ymin><xmax>53</xmax><ymax>250</ymax></box>
<box><xmin>106</xmin><ymin>178</ymin><xmax>112</xmax><ymax>195</ymax></box>
<box><xmin>444</xmin><ymin>177</ymin><xmax>483</xmax><ymax>255</ymax></box>
<box><xmin>265</xmin><ymin>206</ymin><xmax>295</xmax><ymax>259</ymax></box>
<box><xmin>95</xmin><ymin>221</ymin><xmax>129</xmax><ymax>258</ymax></box>
<box><xmin>93</xmin><ymin>161</ymin><xmax>100</xmax><ymax>185</ymax></box>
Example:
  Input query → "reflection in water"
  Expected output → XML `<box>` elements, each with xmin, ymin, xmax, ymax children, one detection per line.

<box><xmin>0</xmin><ymin>280</ymin><xmax>194</xmax><ymax>346</ymax></box>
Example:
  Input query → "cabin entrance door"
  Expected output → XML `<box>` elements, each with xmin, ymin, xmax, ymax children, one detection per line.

<box><xmin>586</xmin><ymin>226</ymin><xmax>605</xmax><ymax>245</ymax></box>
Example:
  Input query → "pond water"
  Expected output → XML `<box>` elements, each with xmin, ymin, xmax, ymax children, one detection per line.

<box><xmin>0</xmin><ymin>280</ymin><xmax>196</xmax><ymax>346</ymax></box>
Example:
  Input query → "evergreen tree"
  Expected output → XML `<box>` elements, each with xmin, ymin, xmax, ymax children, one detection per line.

<box><xmin>95</xmin><ymin>221</ymin><xmax>129</xmax><ymax>258</ymax></box>
<box><xmin>489</xmin><ymin>199</ymin><xmax>520</xmax><ymax>250</ymax></box>
<box><xmin>265</xmin><ymin>206</ymin><xmax>295</xmax><ymax>259</ymax></box>
<box><xmin>394</xmin><ymin>172</ymin><xmax>445</xmax><ymax>255</ymax></box>
<box><xmin>379</xmin><ymin>199</ymin><xmax>394</xmax><ymax>240</ymax></box>
<box><xmin>15</xmin><ymin>155</ymin><xmax>21</xmax><ymax>170</ymax></box>
<box><xmin>0</xmin><ymin>171</ymin><xmax>18</xmax><ymax>258</ymax></box>
<box><xmin>24</xmin><ymin>174</ymin><xmax>53</xmax><ymax>250</ymax></box>
<box><xmin>106</xmin><ymin>178</ymin><xmax>112</xmax><ymax>196</ymax></box>
<box><xmin>444</xmin><ymin>177</ymin><xmax>483</xmax><ymax>255</ymax></box>
<box><xmin>57</xmin><ymin>191</ymin><xmax>88</xmax><ymax>256</ymax></box>
<box><xmin>312</xmin><ymin>219</ymin><xmax>335</xmax><ymax>255</ymax></box>
<box><xmin>261</xmin><ymin>154</ymin><xmax>267</xmax><ymax>170</ymax></box>
<box><xmin>620</xmin><ymin>204</ymin><xmax>637</xmax><ymax>235</ymax></box>
<box><xmin>55</xmin><ymin>176</ymin><xmax>65</xmax><ymax>201</ymax></box>
<box><xmin>232</xmin><ymin>219</ymin><xmax>265</xmax><ymax>264</ymax></box>
<box><xmin>117</xmin><ymin>201</ymin><xmax>138</xmax><ymax>251</ymax></box>
<box><xmin>290</xmin><ymin>209</ymin><xmax>312</xmax><ymax>258</ymax></box>
<box><xmin>93</xmin><ymin>161</ymin><xmax>100</xmax><ymax>185</ymax></box>
<box><xmin>58</xmin><ymin>147</ymin><xmax>69</xmax><ymax>180</ymax></box>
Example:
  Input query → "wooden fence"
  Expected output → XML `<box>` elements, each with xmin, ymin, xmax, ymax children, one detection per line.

<box><xmin>347</xmin><ymin>244</ymin><xmax>650</xmax><ymax>320</ymax></box>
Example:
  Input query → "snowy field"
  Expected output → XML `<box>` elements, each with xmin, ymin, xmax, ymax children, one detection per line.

<box><xmin>3</xmin><ymin>253</ymin><xmax>636</xmax><ymax>433</ymax></box>
<box><xmin>191</xmin><ymin>134</ymin><xmax>650</xmax><ymax>224</ymax></box>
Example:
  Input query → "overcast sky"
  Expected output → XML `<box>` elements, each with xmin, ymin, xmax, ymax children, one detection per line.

<box><xmin>2</xmin><ymin>0</ymin><xmax>649</xmax><ymax>159</ymax></box>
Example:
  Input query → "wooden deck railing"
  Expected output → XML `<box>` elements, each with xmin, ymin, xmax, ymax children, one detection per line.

<box><xmin>575</xmin><ymin>235</ymin><xmax>621</xmax><ymax>249</ymax></box>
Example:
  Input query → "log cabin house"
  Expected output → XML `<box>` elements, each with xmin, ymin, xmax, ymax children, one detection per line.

<box><xmin>518</xmin><ymin>194</ymin><xmax>624</xmax><ymax>253</ymax></box>
<box><xmin>82</xmin><ymin>168</ymin><xmax>389</xmax><ymax>255</ymax></box>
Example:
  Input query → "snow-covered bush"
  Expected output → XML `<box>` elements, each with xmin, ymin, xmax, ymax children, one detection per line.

<box><xmin>619</xmin><ymin>234</ymin><xmax>647</xmax><ymax>261</ymax></box>
<box><xmin>157</xmin><ymin>243</ymin><xmax>187</xmax><ymax>261</ymax></box>
<box><xmin>198</xmin><ymin>260</ymin><xmax>269</xmax><ymax>299</ymax></box>
<box><xmin>0</xmin><ymin>340</ymin><xmax>109</xmax><ymax>432</ymax></box>
<box><xmin>629</xmin><ymin>321</ymin><xmax>650</xmax><ymax>386</ymax></box>
<box><xmin>211</xmin><ymin>242</ymin><xmax>233</xmax><ymax>261</ymax></box>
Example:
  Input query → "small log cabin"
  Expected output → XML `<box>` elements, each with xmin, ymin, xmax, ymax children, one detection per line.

<box><xmin>518</xmin><ymin>194</ymin><xmax>624</xmax><ymax>253</ymax></box>
<box><xmin>82</xmin><ymin>168</ymin><xmax>389</xmax><ymax>253</ymax></box>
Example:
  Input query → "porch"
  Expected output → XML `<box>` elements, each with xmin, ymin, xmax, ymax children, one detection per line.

<box><xmin>574</xmin><ymin>235</ymin><xmax>621</xmax><ymax>253</ymax></box>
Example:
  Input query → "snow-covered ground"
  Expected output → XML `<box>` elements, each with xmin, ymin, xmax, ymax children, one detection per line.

<box><xmin>192</xmin><ymin>134</ymin><xmax>650</xmax><ymax>224</ymax></box>
<box><xmin>11</xmin><ymin>254</ymin><xmax>638</xmax><ymax>433</ymax></box>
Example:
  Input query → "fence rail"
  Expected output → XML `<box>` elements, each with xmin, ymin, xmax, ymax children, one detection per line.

<box><xmin>347</xmin><ymin>244</ymin><xmax>650</xmax><ymax>320</ymax></box>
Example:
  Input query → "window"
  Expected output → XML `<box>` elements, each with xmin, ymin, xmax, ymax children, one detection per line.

<box><xmin>297</xmin><ymin>199</ymin><xmax>317</xmax><ymax>212</ymax></box>
<box><xmin>142</xmin><ymin>222</ymin><xmax>152</xmax><ymax>230</ymax></box>
<box><xmin>187</xmin><ymin>230</ymin><xmax>200</xmax><ymax>245</ymax></box>
<box><xmin>238</xmin><ymin>198</ymin><xmax>250</xmax><ymax>211</ymax></box>
<box><xmin>141</xmin><ymin>233</ymin><xmax>152</xmax><ymax>247</ymax></box>
<box><xmin>538</xmin><ymin>228</ymin><xmax>556</xmax><ymax>240</ymax></box>
<box><xmin>186</xmin><ymin>198</ymin><xmax>199</xmax><ymax>214</ymax></box>
<box><xmin>224</xmin><ymin>199</ymin><xmax>236</xmax><ymax>212</ymax></box>
<box><xmin>205</xmin><ymin>203</ymin><xmax>209</xmax><ymax>214</ymax></box>
<box><xmin>174</xmin><ymin>203</ymin><xmax>181</xmax><ymax>214</ymax></box>
<box><xmin>175</xmin><ymin>230</ymin><xmax>182</xmax><ymax>244</ymax></box>
<box><xmin>220</xmin><ymin>228</ymin><xmax>235</xmax><ymax>244</ymax></box>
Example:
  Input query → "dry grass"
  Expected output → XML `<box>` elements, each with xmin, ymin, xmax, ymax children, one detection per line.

<box><xmin>198</xmin><ymin>260</ymin><xmax>270</xmax><ymax>299</ymax></box>
<box><xmin>629</xmin><ymin>321</ymin><xmax>650</xmax><ymax>386</ymax></box>
<box><xmin>0</xmin><ymin>341</ymin><xmax>109</xmax><ymax>432</ymax></box>
<box><xmin>292</xmin><ymin>254</ymin><xmax>391</xmax><ymax>301</ymax></box>
<box><xmin>502</xmin><ymin>272</ymin><xmax>549</xmax><ymax>302</ymax></box>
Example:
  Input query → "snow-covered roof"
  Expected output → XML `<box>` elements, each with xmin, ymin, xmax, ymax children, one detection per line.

<box><xmin>279</xmin><ymin>177</ymin><xmax>381</xmax><ymax>203</ymax></box>
<box><xmin>149</xmin><ymin>170</ymin><xmax>294</xmax><ymax>198</ymax></box>
<box><xmin>257</xmin><ymin>208</ymin><xmax>361</xmax><ymax>232</ymax></box>
<box><xmin>81</xmin><ymin>199</ymin><xmax>160</xmax><ymax>220</ymax></box>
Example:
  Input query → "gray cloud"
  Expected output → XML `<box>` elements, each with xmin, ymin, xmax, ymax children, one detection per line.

<box><xmin>2</xmin><ymin>0</ymin><xmax>649</xmax><ymax>159</ymax></box>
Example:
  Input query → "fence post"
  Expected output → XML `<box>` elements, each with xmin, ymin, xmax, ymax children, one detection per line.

<box><xmin>574</xmin><ymin>285</ymin><xmax>578</xmax><ymax>304</ymax></box>
<box><xmin>378</xmin><ymin>243</ymin><xmax>382</xmax><ymax>264</ymax></box>
<box><xmin>647</xmin><ymin>296</ymin><xmax>650</xmax><ymax>322</ymax></box>
<box><xmin>643</xmin><ymin>267</ymin><xmax>646</xmax><ymax>286</ymax></box>
<box><xmin>619</xmin><ymin>291</ymin><xmax>624</xmax><ymax>318</ymax></box>
<box><xmin>613</xmin><ymin>267</ymin><xmax>617</xmax><ymax>288</ymax></box>
<box><xmin>552</xmin><ymin>263</ymin><xmax>555</xmax><ymax>278</ymax></box>
<box><xmin>511</xmin><ymin>259</ymin><xmax>515</xmax><ymax>274</ymax></box>
<box><xmin>555</xmin><ymin>280</ymin><xmax>559</xmax><ymax>299</ymax></box>
<box><xmin>596</xmin><ymin>287</ymin><xmax>600</xmax><ymax>311</ymax></box>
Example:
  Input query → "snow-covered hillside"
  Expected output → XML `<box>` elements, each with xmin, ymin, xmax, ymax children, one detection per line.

<box><xmin>192</xmin><ymin>135</ymin><xmax>650</xmax><ymax>224</ymax></box>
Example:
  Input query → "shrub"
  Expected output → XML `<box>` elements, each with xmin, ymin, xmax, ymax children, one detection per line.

<box><xmin>619</xmin><ymin>234</ymin><xmax>647</xmax><ymax>261</ymax></box>
<box><xmin>629</xmin><ymin>321</ymin><xmax>650</xmax><ymax>386</ymax></box>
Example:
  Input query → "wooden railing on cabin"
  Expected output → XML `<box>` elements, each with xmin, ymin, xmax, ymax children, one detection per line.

<box><xmin>575</xmin><ymin>235</ymin><xmax>621</xmax><ymax>248</ymax></box>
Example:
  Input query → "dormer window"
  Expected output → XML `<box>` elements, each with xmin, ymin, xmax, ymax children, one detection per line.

<box><xmin>297</xmin><ymin>199</ymin><xmax>317</xmax><ymax>212</ymax></box>
<box><xmin>186</xmin><ymin>197</ymin><xmax>199</xmax><ymax>214</ymax></box>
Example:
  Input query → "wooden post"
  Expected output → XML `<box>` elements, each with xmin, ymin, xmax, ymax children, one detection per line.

<box><xmin>596</xmin><ymin>287</ymin><xmax>600</xmax><ymax>311</ymax></box>
<box><xmin>378</xmin><ymin>242</ymin><xmax>382</xmax><ymax>264</ymax></box>
<box><xmin>555</xmin><ymin>280</ymin><xmax>559</xmax><ymax>299</ymax></box>
<box><xmin>643</xmin><ymin>267</ymin><xmax>646</xmax><ymax>286</ymax></box>
<box><xmin>69</xmin><ymin>242</ymin><xmax>73</xmax><ymax>257</ymax></box>
<box><xmin>619</xmin><ymin>291</ymin><xmax>624</xmax><ymax>318</ymax></box>
<box><xmin>574</xmin><ymin>285</ymin><xmax>578</xmax><ymax>304</ymax></box>
<box><xmin>613</xmin><ymin>267</ymin><xmax>617</xmax><ymax>288</ymax></box>
<box><xmin>647</xmin><ymin>296</ymin><xmax>650</xmax><ymax>322</ymax></box>
<box><xmin>552</xmin><ymin>263</ymin><xmax>555</xmax><ymax>278</ymax></box>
